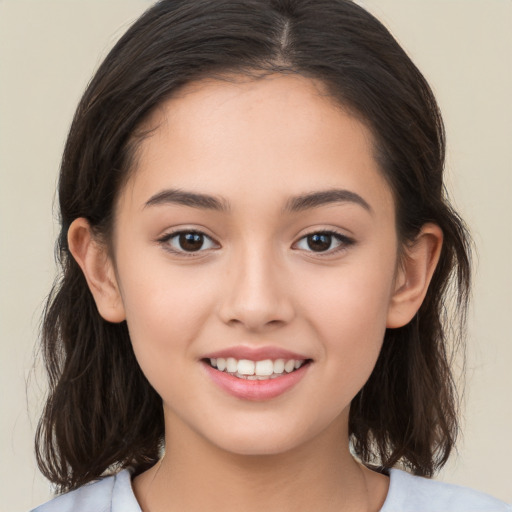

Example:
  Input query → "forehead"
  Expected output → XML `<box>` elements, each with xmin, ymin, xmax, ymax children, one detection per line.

<box><xmin>146</xmin><ymin>74</ymin><xmax>363</xmax><ymax>151</ymax></box>
<box><xmin>121</xmin><ymin>74</ymin><xmax>393</xmax><ymax>215</ymax></box>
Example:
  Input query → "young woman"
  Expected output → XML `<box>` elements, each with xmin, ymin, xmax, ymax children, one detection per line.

<box><xmin>32</xmin><ymin>1</ymin><xmax>510</xmax><ymax>511</ymax></box>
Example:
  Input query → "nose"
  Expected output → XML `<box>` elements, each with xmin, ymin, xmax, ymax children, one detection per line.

<box><xmin>217</xmin><ymin>244</ymin><xmax>295</xmax><ymax>332</ymax></box>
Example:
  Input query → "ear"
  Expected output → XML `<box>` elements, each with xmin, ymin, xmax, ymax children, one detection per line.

<box><xmin>68</xmin><ymin>218</ymin><xmax>126</xmax><ymax>323</ymax></box>
<box><xmin>386</xmin><ymin>223</ymin><xmax>443</xmax><ymax>328</ymax></box>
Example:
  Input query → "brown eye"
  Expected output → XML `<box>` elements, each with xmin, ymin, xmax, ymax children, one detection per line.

<box><xmin>294</xmin><ymin>231</ymin><xmax>354</xmax><ymax>254</ymax></box>
<box><xmin>163</xmin><ymin>231</ymin><xmax>218</xmax><ymax>253</ymax></box>
<box><xmin>179</xmin><ymin>232</ymin><xmax>205</xmax><ymax>251</ymax></box>
<box><xmin>306</xmin><ymin>233</ymin><xmax>333</xmax><ymax>252</ymax></box>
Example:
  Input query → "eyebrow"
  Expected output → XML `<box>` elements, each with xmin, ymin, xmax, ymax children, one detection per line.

<box><xmin>143</xmin><ymin>187</ymin><xmax>371</xmax><ymax>214</ymax></box>
<box><xmin>144</xmin><ymin>189</ymin><xmax>229</xmax><ymax>211</ymax></box>
<box><xmin>284</xmin><ymin>189</ymin><xmax>372</xmax><ymax>214</ymax></box>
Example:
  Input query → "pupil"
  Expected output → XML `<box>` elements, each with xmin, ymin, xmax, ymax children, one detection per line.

<box><xmin>307</xmin><ymin>233</ymin><xmax>331</xmax><ymax>252</ymax></box>
<box><xmin>179</xmin><ymin>233</ymin><xmax>203</xmax><ymax>251</ymax></box>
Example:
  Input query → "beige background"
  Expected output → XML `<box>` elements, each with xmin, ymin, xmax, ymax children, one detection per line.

<box><xmin>1</xmin><ymin>1</ymin><xmax>510</xmax><ymax>510</ymax></box>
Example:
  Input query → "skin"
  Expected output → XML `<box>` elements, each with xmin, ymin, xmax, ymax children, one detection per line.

<box><xmin>69</xmin><ymin>74</ymin><xmax>442</xmax><ymax>512</ymax></box>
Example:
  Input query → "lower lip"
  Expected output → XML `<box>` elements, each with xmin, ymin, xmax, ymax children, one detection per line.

<box><xmin>202</xmin><ymin>361</ymin><xmax>310</xmax><ymax>401</ymax></box>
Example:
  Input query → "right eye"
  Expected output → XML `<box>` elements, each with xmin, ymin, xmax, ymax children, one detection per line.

<box><xmin>159</xmin><ymin>231</ymin><xmax>218</xmax><ymax>253</ymax></box>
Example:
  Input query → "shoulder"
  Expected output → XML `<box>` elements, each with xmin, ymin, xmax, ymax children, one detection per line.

<box><xmin>381</xmin><ymin>468</ymin><xmax>511</xmax><ymax>512</ymax></box>
<box><xmin>30</xmin><ymin>469</ymin><xmax>141</xmax><ymax>512</ymax></box>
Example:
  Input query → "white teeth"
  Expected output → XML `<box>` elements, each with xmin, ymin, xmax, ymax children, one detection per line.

<box><xmin>255</xmin><ymin>359</ymin><xmax>274</xmax><ymax>376</ymax></box>
<box><xmin>284</xmin><ymin>359</ymin><xmax>295</xmax><ymax>373</ymax></box>
<box><xmin>208</xmin><ymin>356</ymin><xmax>307</xmax><ymax>379</ymax></box>
<box><xmin>237</xmin><ymin>359</ymin><xmax>255</xmax><ymax>375</ymax></box>
<box><xmin>273</xmin><ymin>359</ymin><xmax>285</xmax><ymax>374</ymax></box>
<box><xmin>226</xmin><ymin>357</ymin><xmax>238</xmax><ymax>373</ymax></box>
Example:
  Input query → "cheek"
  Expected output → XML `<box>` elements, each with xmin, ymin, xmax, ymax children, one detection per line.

<box><xmin>298</xmin><ymin>247</ymin><xmax>397</xmax><ymax>379</ymax></box>
<box><xmin>298</xmin><ymin>287</ymin><xmax>390</xmax><ymax>424</ymax></box>
<box><xmin>115</xmin><ymin>256</ymin><xmax>217</xmax><ymax>387</ymax></box>
<box><xmin>303</xmin><ymin>254</ymin><xmax>395</xmax><ymax>331</ymax></box>
<box><xmin>310</xmin><ymin>287</ymin><xmax>388</xmax><ymax>385</ymax></box>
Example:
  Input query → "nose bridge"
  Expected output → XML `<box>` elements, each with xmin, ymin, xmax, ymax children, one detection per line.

<box><xmin>219</xmin><ymin>237</ymin><xmax>294</xmax><ymax>330</ymax></box>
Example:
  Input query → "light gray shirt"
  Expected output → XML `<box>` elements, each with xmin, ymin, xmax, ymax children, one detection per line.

<box><xmin>32</xmin><ymin>468</ymin><xmax>511</xmax><ymax>512</ymax></box>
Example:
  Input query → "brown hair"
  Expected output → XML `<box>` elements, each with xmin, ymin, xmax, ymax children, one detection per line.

<box><xmin>36</xmin><ymin>0</ymin><xmax>471</xmax><ymax>492</ymax></box>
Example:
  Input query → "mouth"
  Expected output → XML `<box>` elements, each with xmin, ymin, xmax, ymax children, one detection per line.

<box><xmin>203</xmin><ymin>357</ymin><xmax>312</xmax><ymax>380</ymax></box>
<box><xmin>201</xmin><ymin>347</ymin><xmax>313</xmax><ymax>400</ymax></box>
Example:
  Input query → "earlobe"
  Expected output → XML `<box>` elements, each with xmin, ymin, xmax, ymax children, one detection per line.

<box><xmin>68</xmin><ymin>218</ymin><xmax>126</xmax><ymax>323</ymax></box>
<box><xmin>386</xmin><ymin>223</ymin><xmax>443</xmax><ymax>329</ymax></box>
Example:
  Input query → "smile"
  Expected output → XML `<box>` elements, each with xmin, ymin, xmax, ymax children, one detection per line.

<box><xmin>202</xmin><ymin>353</ymin><xmax>312</xmax><ymax>400</ymax></box>
<box><xmin>208</xmin><ymin>357</ymin><xmax>307</xmax><ymax>380</ymax></box>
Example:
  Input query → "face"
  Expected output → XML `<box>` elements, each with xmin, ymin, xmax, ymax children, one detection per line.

<box><xmin>109</xmin><ymin>75</ymin><xmax>401</xmax><ymax>455</ymax></box>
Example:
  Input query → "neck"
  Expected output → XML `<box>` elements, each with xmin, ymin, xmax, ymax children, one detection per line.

<box><xmin>134</xmin><ymin>413</ymin><xmax>388</xmax><ymax>512</ymax></box>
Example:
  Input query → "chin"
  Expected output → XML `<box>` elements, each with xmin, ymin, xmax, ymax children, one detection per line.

<box><xmin>200</xmin><ymin>419</ymin><xmax>322</xmax><ymax>458</ymax></box>
<box><xmin>216</xmin><ymin>437</ymin><xmax>300</xmax><ymax>457</ymax></box>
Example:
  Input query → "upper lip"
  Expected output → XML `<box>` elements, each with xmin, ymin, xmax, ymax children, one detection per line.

<box><xmin>202</xmin><ymin>345</ymin><xmax>310</xmax><ymax>361</ymax></box>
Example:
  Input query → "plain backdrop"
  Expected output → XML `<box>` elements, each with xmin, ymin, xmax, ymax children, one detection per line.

<box><xmin>0</xmin><ymin>1</ymin><xmax>511</xmax><ymax>510</ymax></box>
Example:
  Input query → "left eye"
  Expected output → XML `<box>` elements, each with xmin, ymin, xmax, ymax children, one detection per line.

<box><xmin>164</xmin><ymin>231</ymin><xmax>217</xmax><ymax>253</ymax></box>
<box><xmin>294</xmin><ymin>232</ymin><xmax>351</xmax><ymax>253</ymax></box>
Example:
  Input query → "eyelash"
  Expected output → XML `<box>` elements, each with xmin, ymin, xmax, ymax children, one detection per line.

<box><xmin>293</xmin><ymin>230</ymin><xmax>355</xmax><ymax>255</ymax></box>
<box><xmin>157</xmin><ymin>229</ymin><xmax>355</xmax><ymax>256</ymax></box>
<box><xmin>157</xmin><ymin>230</ymin><xmax>219</xmax><ymax>256</ymax></box>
